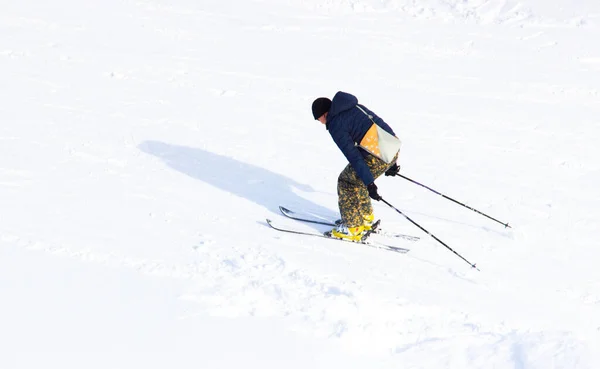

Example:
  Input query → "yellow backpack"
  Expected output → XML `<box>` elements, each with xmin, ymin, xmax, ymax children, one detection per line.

<box><xmin>356</xmin><ymin>105</ymin><xmax>402</xmax><ymax>163</ymax></box>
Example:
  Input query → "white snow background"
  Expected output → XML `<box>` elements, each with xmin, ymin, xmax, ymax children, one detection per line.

<box><xmin>1</xmin><ymin>0</ymin><xmax>600</xmax><ymax>368</ymax></box>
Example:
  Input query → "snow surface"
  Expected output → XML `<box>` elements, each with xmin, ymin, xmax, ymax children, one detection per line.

<box><xmin>1</xmin><ymin>0</ymin><xmax>600</xmax><ymax>368</ymax></box>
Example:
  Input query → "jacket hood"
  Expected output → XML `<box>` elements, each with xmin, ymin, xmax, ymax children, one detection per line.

<box><xmin>328</xmin><ymin>91</ymin><xmax>358</xmax><ymax>119</ymax></box>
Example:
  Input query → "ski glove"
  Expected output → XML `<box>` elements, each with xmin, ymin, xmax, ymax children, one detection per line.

<box><xmin>367</xmin><ymin>183</ymin><xmax>382</xmax><ymax>201</ymax></box>
<box><xmin>385</xmin><ymin>163</ymin><xmax>400</xmax><ymax>177</ymax></box>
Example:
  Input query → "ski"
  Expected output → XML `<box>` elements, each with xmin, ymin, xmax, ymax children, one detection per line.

<box><xmin>266</xmin><ymin>219</ymin><xmax>410</xmax><ymax>253</ymax></box>
<box><xmin>279</xmin><ymin>206</ymin><xmax>420</xmax><ymax>242</ymax></box>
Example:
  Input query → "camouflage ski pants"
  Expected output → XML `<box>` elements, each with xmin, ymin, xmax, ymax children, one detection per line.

<box><xmin>338</xmin><ymin>153</ymin><xmax>397</xmax><ymax>228</ymax></box>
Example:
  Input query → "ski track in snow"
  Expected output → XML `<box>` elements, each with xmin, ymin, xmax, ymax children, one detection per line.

<box><xmin>282</xmin><ymin>0</ymin><xmax>600</xmax><ymax>27</ymax></box>
<box><xmin>2</xmin><ymin>0</ymin><xmax>600</xmax><ymax>367</ymax></box>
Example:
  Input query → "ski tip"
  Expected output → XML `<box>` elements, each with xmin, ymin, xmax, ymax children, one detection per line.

<box><xmin>389</xmin><ymin>247</ymin><xmax>410</xmax><ymax>253</ymax></box>
<box><xmin>279</xmin><ymin>206</ymin><xmax>292</xmax><ymax>214</ymax></box>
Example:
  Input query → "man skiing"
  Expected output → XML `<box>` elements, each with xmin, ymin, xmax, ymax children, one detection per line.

<box><xmin>311</xmin><ymin>91</ymin><xmax>401</xmax><ymax>241</ymax></box>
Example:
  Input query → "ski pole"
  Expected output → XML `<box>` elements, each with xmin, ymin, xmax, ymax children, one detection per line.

<box><xmin>395</xmin><ymin>173</ymin><xmax>511</xmax><ymax>229</ymax></box>
<box><xmin>380</xmin><ymin>198</ymin><xmax>480</xmax><ymax>271</ymax></box>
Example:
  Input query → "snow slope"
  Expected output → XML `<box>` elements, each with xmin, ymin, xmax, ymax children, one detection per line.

<box><xmin>1</xmin><ymin>0</ymin><xmax>600</xmax><ymax>368</ymax></box>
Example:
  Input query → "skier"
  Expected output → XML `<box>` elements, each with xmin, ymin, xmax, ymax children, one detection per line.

<box><xmin>311</xmin><ymin>91</ymin><xmax>401</xmax><ymax>241</ymax></box>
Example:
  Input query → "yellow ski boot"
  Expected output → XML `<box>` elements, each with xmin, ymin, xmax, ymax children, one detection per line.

<box><xmin>330</xmin><ymin>224</ymin><xmax>365</xmax><ymax>242</ymax></box>
<box><xmin>363</xmin><ymin>213</ymin><xmax>376</xmax><ymax>231</ymax></box>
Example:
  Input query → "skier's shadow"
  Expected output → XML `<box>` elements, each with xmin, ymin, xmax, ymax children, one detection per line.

<box><xmin>138</xmin><ymin>141</ymin><xmax>337</xmax><ymax>225</ymax></box>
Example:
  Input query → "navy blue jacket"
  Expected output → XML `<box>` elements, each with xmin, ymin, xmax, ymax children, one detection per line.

<box><xmin>326</xmin><ymin>91</ymin><xmax>396</xmax><ymax>186</ymax></box>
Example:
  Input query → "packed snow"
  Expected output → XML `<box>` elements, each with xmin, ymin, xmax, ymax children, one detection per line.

<box><xmin>1</xmin><ymin>0</ymin><xmax>599</xmax><ymax>368</ymax></box>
